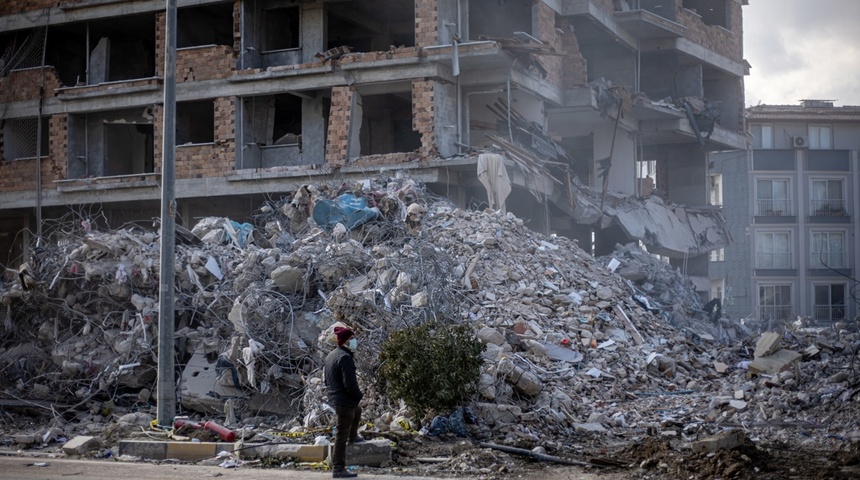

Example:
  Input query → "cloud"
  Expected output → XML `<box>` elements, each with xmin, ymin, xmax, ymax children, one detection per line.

<box><xmin>744</xmin><ymin>0</ymin><xmax>860</xmax><ymax>106</ymax></box>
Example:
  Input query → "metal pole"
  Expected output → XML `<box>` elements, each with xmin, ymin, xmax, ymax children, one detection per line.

<box><xmin>157</xmin><ymin>0</ymin><xmax>177</xmax><ymax>429</ymax></box>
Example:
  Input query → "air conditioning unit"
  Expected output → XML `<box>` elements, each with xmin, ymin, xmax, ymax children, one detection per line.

<box><xmin>793</xmin><ymin>135</ymin><xmax>809</xmax><ymax>148</ymax></box>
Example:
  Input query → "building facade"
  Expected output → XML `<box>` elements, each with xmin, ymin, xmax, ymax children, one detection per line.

<box><xmin>712</xmin><ymin>100</ymin><xmax>860</xmax><ymax>324</ymax></box>
<box><xmin>1</xmin><ymin>0</ymin><xmax>747</xmax><ymax>288</ymax></box>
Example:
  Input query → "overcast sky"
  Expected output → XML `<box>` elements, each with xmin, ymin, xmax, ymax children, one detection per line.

<box><xmin>743</xmin><ymin>0</ymin><xmax>860</xmax><ymax>107</ymax></box>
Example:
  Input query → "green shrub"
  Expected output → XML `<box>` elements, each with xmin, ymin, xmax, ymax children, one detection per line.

<box><xmin>378</xmin><ymin>321</ymin><xmax>485</xmax><ymax>419</ymax></box>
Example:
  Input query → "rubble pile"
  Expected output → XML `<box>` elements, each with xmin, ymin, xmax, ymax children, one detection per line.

<box><xmin>1</xmin><ymin>176</ymin><xmax>858</xmax><ymax>470</ymax></box>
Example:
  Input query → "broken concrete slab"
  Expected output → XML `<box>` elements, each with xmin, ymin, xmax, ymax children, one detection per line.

<box><xmin>755</xmin><ymin>332</ymin><xmax>782</xmax><ymax>358</ymax></box>
<box><xmin>749</xmin><ymin>349</ymin><xmax>802</xmax><ymax>375</ymax></box>
<box><xmin>327</xmin><ymin>439</ymin><xmax>391</xmax><ymax>467</ymax></box>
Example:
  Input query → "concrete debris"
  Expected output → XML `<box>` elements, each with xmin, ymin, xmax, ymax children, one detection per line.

<box><xmin>0</xmin><ymin>175</ymin><xmax>858</xmax><ymax>469</ymax></box>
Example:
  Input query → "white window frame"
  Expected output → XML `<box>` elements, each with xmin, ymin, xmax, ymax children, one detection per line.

<box><xmin>755</xmin><ymin>177</ymin><xmax>792</xmax><ymax>216</ymax></box>
<box><xmin>810</xmin><ymin>177</ymin><xmax>846</xmax><ymax>216</ymax></box>
<box><xmin>755</xmin><ymin>230</ymin><xmax>792</xmax><ymax>269</ymax></box>
<box><xmin>809</xmin><ymin>230</ymin><xmax>846</xmax><ymax>268</ymax></box>
<box><xmin>709</xmin><ymin>174</ymin><xmax>723</xmax><ymax>206</ymax></box>
<box><xmin>709</xmin><ymin>248</ymin><xmax>725</xmax><ymax>262</ymax></box>
<box><xmin>750</xmin><ymin>123</ymin><xmax>774</xmax><ymax>149</ymax></box>
<box><xmin>812</xmin><ymin>283</ymin><xmax>846</xmax><ymax>322</ymax></box>
<box><xmin>758</xmin><ymin>283</ymin><xmax>792</xmax><ymax>321</ymax></box>
<box><xmin>808</xmin><ymin>124</ymin><xmax>833</xmax><ymax>149</ymax></box>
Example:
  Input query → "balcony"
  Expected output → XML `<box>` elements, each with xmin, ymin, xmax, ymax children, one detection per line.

<box><xmin>813</xmin><ymin>305</ymin><xmax>846</xmax><ymax>323</ymax></box>
<box><xmin>809</xmin><ymin>199</ymin><xmax>850</xmax><ymax>224</ymax></box>
<box><xmin>755</xmin><ymin>199</ymin><xmax>792</xmax><ymax>218</ymax></box>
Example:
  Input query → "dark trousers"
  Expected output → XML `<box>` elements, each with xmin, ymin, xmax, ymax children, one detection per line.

<box><xmin>332</xmin><ymin>405</ymin><xmax>362</xmax><ymax>471</ymax></box>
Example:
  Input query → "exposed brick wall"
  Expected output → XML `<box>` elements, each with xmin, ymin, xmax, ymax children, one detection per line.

<box><xmin>0</xmin><ymin>0</ymin><xmax>57</xmax><ymax>16</ymax></box>
<box><xmin>559</xmin><ymin>17</ymin><xmax>587</xmax><ymax>88</ymax></box>
<box><xmin>415</xmin><ymin>0</ymin><xmax>438</xmax><ymax>48</ymax></box>
<box><xmin>0</xmin><ymin>114</ymin><xmax>64</xmax><ymax>192</ymax></box>
<box><xmin>176</xmin><ymin>45</ymin><xmax>236</xmax><ymax>82</ymax></box>
<box><xmin>325</xmin><ymin>86</ymin><xmax>355</xmax><ymax>168</ymax></box>
<box><xmin>153</xmin><ymin>97</ymin><xmax>235</xmax><ymax>179</ymax></box>
<box><xmin>412</xmin><ymin>79</ymin><xmax>436</xmax><ymax>158</ymax></box>
<box><xmin>676</xmin><ymin>2</ymin><xmax>743</xmax><ymax>60</ymax></box>
<box><xmin>534</xmin><ymin>2</ymin><xmax>564</xmax><ymax>90</ymax></box>
<box><xmin>338</xmin><ymin>47</ymin><xmax>420</xmax><ymax>64</ymax></box>
<box><xmin>0</xmin><ymin>67</ymin><xmax>61</xmax><ymax>102</ymax></box>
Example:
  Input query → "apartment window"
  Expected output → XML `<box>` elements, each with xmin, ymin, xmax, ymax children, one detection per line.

<box><xmin>756</xmin><ymin>178</ymin><xmax>790</xmax><ymax>215</ymax></box>
<box><xmin>810</xmin><ymin>178</ymin><xmax>845</xmax><ymax>216</ymax></box>
<box><xmin>683</xmin><ymin>0</ymin><xmax>730</xmax><ymax>30</ymax></box>
<box><xmin>709</xmin><ymin>248</ymin><xmax>725</xmax><ymax>262</ymax></box>
<box><xmin>813</xmin><ymin>284</ymin><xmax>846</xmax><ymax>322</ymax></box>
<box><xmin>808</xmin><ymin>125</ymin><xmax>832</xmax><ymax>149</ymax></box>
<box><xmin>2</xmin><ymin>117</ymin><xmax>50</xmax><ymax>161</ymax></box>
<box><xmin>759</xmin><ymin>284</ymin><xmax>791</xmax><ymax>321</ymax></box>
<box><xmin>750</xmin><ymin>123</ymin><xmax>773</xmax><ymax>149</ymax></box>
<box><xmin>755</xmin><ymin>231</ymin><xmax>791</xmax><ymax>268</ymax></box>
<box><xmin>810</xmin><ymin>231</ymin><xmax>846</xmax><ymax>268</ymax></box>
<box><xmin>709</xmin><ymin>174</ymin><xmax>723</xmax><ymax>206</ymax></box>
<box><xmin>710</xmin><ymin>278</ymin><xmax>725</xmax><ymax>301</ymax></box>
<box><xmin>176</xmin><ymin>100</ymin><xmax>215</xmax><ymax>145</ymax></box>
<box><xmin>263</xmin><ymin>4</ymin><xmax>300</xmax><ymax>51</ymax></box>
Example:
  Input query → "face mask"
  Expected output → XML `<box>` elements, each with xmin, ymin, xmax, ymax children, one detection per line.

<box><xmin>346</xmin><ymin>338</ymin><xmax>358</xmax><ymax>351</ymax></box>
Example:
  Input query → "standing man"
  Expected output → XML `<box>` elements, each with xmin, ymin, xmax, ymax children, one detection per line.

<box><xmin>325</xmin><ymin>326</ymin><xmax>363</xmax><ymax>478</ymax></box>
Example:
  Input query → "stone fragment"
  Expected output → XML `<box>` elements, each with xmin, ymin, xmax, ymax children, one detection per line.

<box><xmin>754</xmin><ymin>332</ymin><xmax>782</xmax><ymax>358</ymax></box>
<box><xmin>692</xmin><ymin>430</ymin><xmax>746</xmax><ymax>453</ymax></box>
<box><xmin>270</xmin><ymin>265</ymin><xmax>305</xmax><ymax>292</ymax></box>
<box><xmin>749</xmin><ymin>349</ymin><xmax>802</xmax><ymax>375</ymax></box>
<box><xmin>477</xmin><ymin>327</ymin><xmax>506</xmax><ymax>346</ymax></box>
<box><xmin>63</xmin><ymin>435</ymin><xmax>100</xmax><ymax>455</ymax></box>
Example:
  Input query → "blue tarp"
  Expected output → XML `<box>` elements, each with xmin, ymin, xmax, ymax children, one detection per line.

<box><xmin>312</xmin><ymin>194</ymin><xmax>382</xmax><ymax>232</ymax></box>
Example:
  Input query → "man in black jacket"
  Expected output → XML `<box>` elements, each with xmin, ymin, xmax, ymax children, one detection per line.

<box><xmin>325</xmin><ymin>326</ymin><xmax>363</xmax><ymax>478</ymax></box>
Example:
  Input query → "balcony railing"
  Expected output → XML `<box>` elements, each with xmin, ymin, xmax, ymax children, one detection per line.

<box><xmin>810</xmin><ymin>199</ymin><xmax>846</xmax><ymax>216</ymax></box>
<box><xmin>813</xmin><ymin>305</ymin><xmax>846</xmax><ymax>322</ymax></box>
<box><xmin>809</xmin><ymin>251</ymin><xmax>847</xmax><ymax>269</ymax></box>
<box><xmin>760</xmin><ymin>305</ymin><xmax>792</xmax><ymax>321</ymax></box>
<box><xmin>756</xmin><ymin>199</ymin><xmax>792</xmax><ymax>216</ymax></box>
<box><xmin>756</xmin><ymin>252</ymin><xmax>792</xmax><ymax>269</ymax></box>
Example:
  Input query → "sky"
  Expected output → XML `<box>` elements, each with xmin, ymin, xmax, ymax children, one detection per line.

<box><xmin>743</xmin><ymin>0</ymin><xmax>860</xmax><ymax>107</ymax></box>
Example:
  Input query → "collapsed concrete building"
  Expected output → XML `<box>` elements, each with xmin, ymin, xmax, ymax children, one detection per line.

<box><xmin>0</xmin><ymin>0</ymin><xmax>747</xmax><ymax>299</ymax></box>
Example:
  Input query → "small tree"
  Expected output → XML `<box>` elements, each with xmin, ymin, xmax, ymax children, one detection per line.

<box><xmin>378</xmin><ymin>321</ymin><xmax>485</xmax><ymax>419</ymax></box>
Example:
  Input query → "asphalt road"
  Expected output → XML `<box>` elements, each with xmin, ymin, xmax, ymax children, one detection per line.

<box><xmin>0</xmin><ymin>456</ymin><xmax>448</xmax><ymax>480</ymax></box>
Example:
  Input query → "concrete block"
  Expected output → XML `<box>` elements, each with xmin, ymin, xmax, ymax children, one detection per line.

<box><xmin>118</xmin><ymin>440</ymin><xmax>168</xmax><ymax>459</ymax></box>
<box><xmin>244</xmin><ymin>443</ymin><xmax>327</xmax><ymax>462</ymax></box>
<box><xmin>165</xmin><ymin>441</ymin><xmax>217</xmax><ymax>461</ymax></box>
<box><xmin>63</xmin><ymin>435</ymin><xmax>100</xmax><ymax>455</ymax></box>
<box><xmin>15</xmin><ymin>435</ymin><xmax>36</xmax><ymax>445</ymax></box>
<box><xmin>325</xmin><ymin>439</ymin><xmax>391</xmax><ymax>467</ymax></box>
<box><xmin>692</xmin><ymin>429</ymin><xmax>746</xmax><ymax>453</ymax></box>
<box><xmin>754</xmin><ymin>332</ymin><xmax>782</xmax><ymax>358</ymax></box>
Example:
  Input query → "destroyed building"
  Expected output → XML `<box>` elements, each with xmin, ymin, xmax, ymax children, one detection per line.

<box><xmin>0</xmin><ymin>0</ymin><xmax>747</xmax><ymax>300</ymax></box>
<box><xmin>710</xmin><ymin>100</ymin><xmax>860</xmax><ymax>324</ymax></box>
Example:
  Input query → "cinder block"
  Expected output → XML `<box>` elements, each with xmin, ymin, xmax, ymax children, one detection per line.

<box><xmin>118</xmin><ymin>440</ymin><xmax>168</xmax><ymax>459</ymax></box>
<box><xmin>165</xmin><ymin>441</ymin><xmax>218</xmax><ymax>461</ymax></box>
<box><xmin>62</xmin><ymin>435</ymin><xmax>100</xmax><ymax>455</ymax></box>
<box><xmin>244</xmin><ymin>443</ymin><xmax>327</xmax><ymax>462</ymax></box>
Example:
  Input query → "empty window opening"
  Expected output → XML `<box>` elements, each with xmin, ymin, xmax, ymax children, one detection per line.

<box><xmin>240</xmin><ymin>94</ymin><xmax>306</xmax><ymax>168</ymax></box>
<box><xmin>708</xmin><ymin>174</ymin><xmax>722</xmax><ymax>206</ymax></box>
<box><xmin>178</xmin><ymin>3</ymin><xmax>234</xmax><ymax>48</ymax></box>
<box><xmin>683</xmin><ymin>0</ymin><xmax>730</xmax><ymax>30</ymax></box>
<box><xmin>263</xmin><ymin>3</ymin><xmax>300</xmax><ymax>51</ymax></box>
<box><xmin>358</xmin><ymin>93</ymin><xmax>420</xmax><ymax>155</ymax></box>
<box><xmin>105</xmin><ymin>123</ymin><xmax>154</xmax><ymax>176</ymax></box>
<box><xmin>1</xmin><ymin>117</ymin><xmax>49</xmax><ymax>161</ymax></box>
<box><xmin>177</xmin><ymin>100</ymin><xmax>215</xmax><ymax>145</ymax></box>
<box><xmin>813</xmin><ymin>284</ymin><xmax>845</xmax><ymax>322</ymax></box>
<box><xmin>469</xmin><ymin>0</ymin><xmax>533</xmax><ymax>39</ymax></box>
<box><xmin>326</xmin><ymin>1</ymin><xmax>415</xmax><ymax>52</ymax></box>
<box><xmin>637</xmin><ymin>159</ymin><xmax>657</xmax><ymax>196</ymax></box>
<box><xmin>45</xmin><ymin>13</ymin><xmax>156</xmax><ymax>86</ymax></box>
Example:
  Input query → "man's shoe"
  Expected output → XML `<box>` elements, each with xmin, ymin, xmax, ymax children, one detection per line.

<box><xmin>332</xmin><ymin>469</ymin><xmax>358</xmax><ymax>478</ymax></box>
